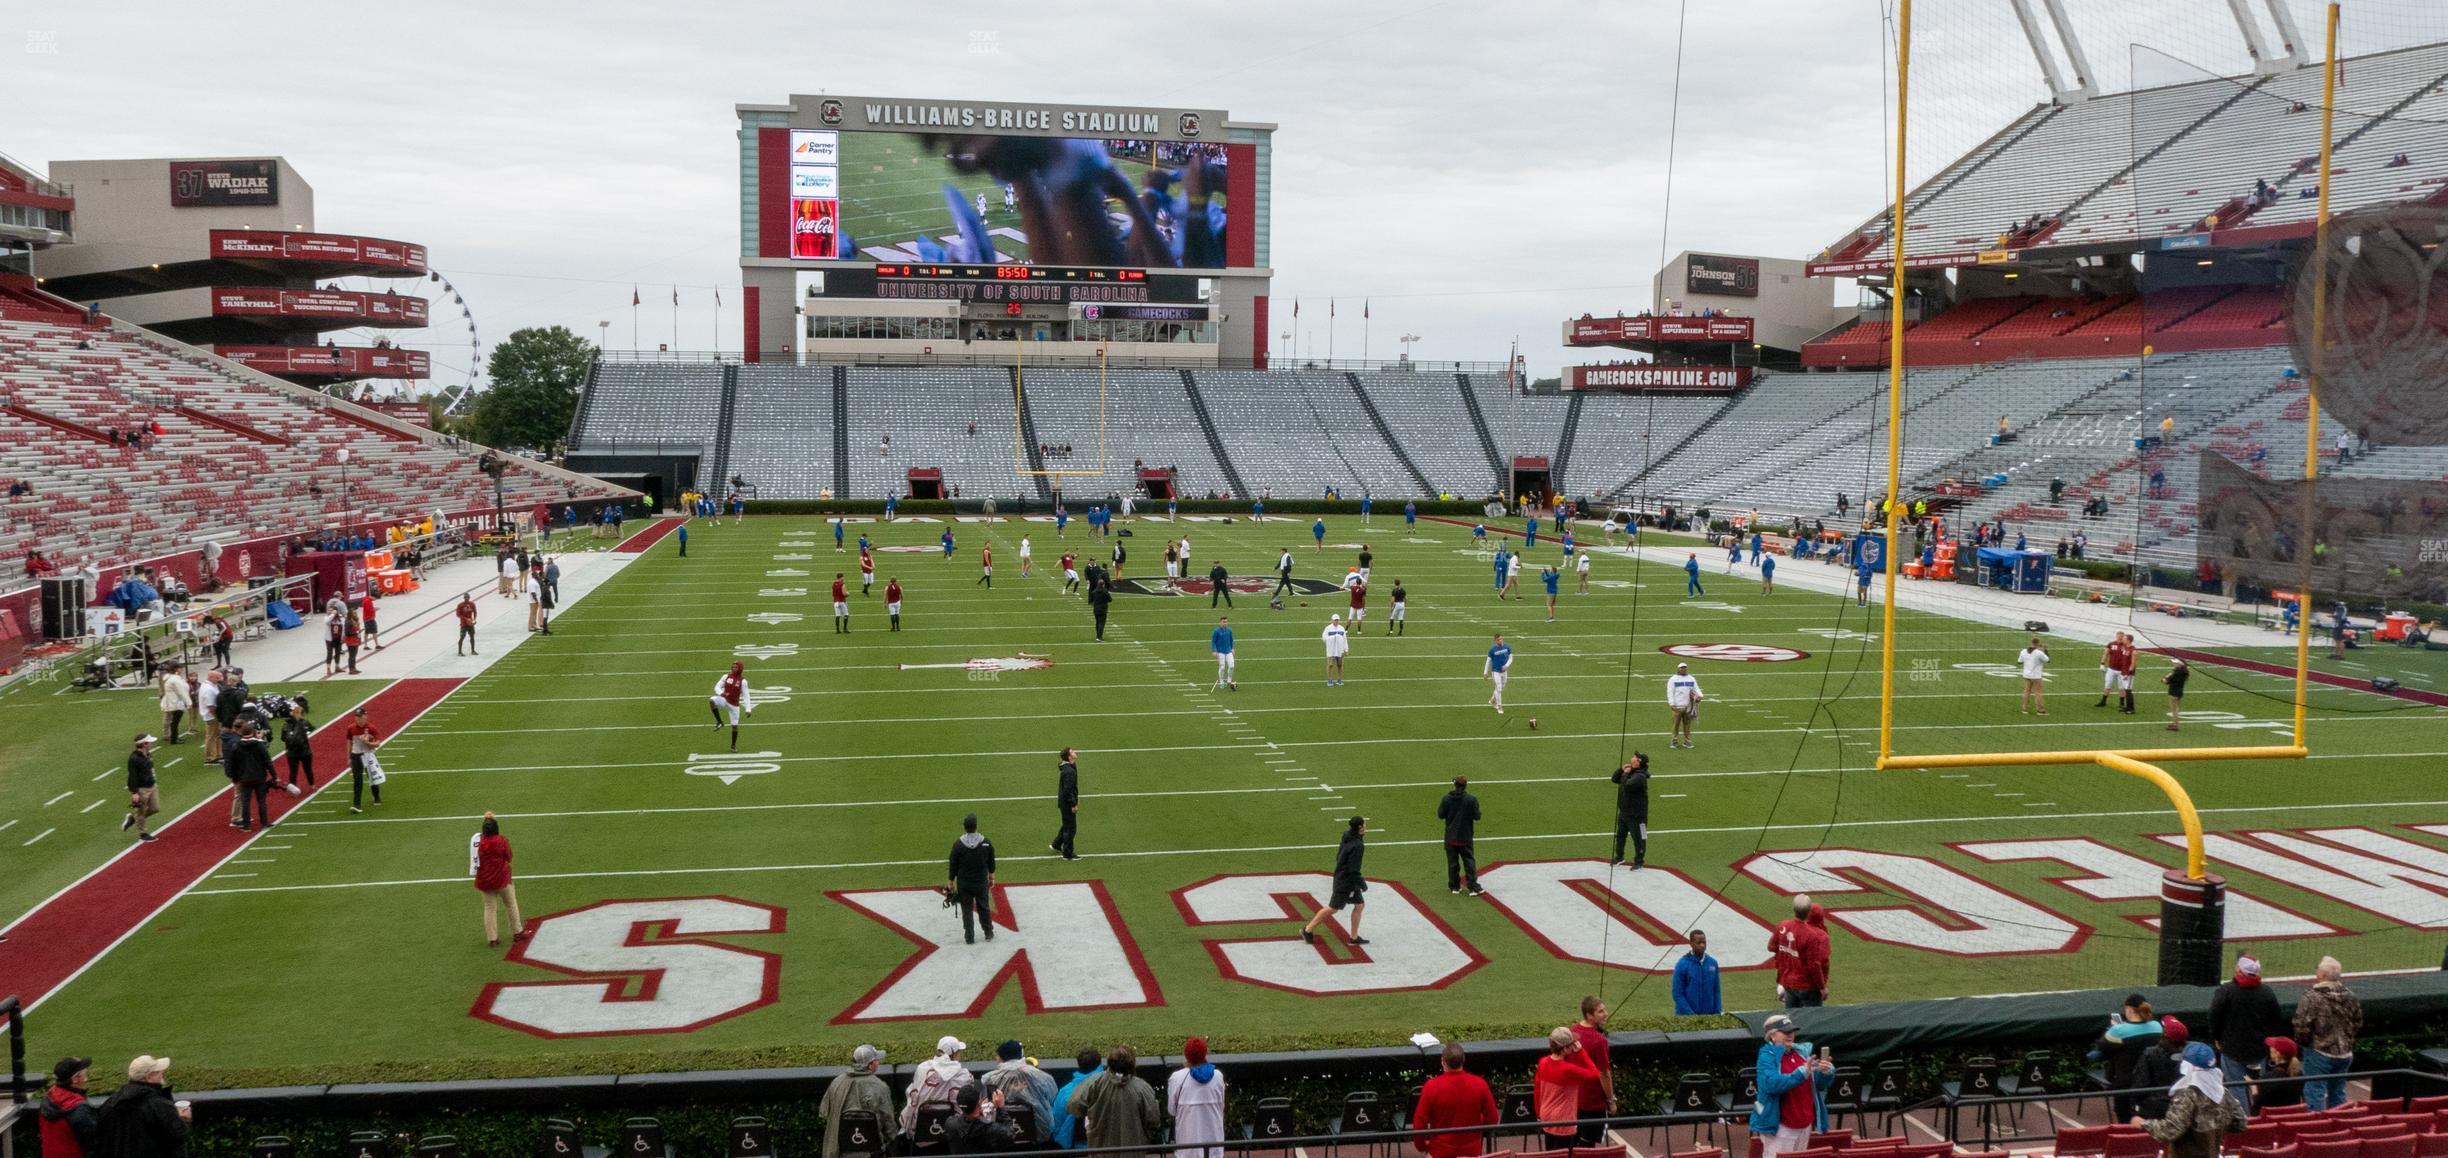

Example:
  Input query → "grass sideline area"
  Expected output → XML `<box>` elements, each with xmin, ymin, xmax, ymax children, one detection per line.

<box><xmin>12</xmin><ymin>512</ymin><xmax>2445</xmax><ymax>1091</ymax></box>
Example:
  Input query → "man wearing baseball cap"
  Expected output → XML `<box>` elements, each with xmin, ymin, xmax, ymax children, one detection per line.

<box><xmin>38</xmin><ymin>1056</ymin><xmax>98</xmax><ymax>1158</ymax></box>
<box><xmin>124</xmin><ymin>734</ymin><xmax>161</xmax><ymax>843</ymax></box>
<box><xmin>982</xmin><ymin>1040</ymin><xmax>1057</xmax><ymax>1143</ymax></box>
<box><xmin>817</xmin><ymin>1045</ymin><xmax>896</xmax><ymax>1158</ymax></box>
<box><xmin>1747</xmin><ymin>1015</ymin><xmax>1832</xmax><ymax>1154</ymax></box>
<box><xmin>94</xmin><ymin>1056</ymin><xmax>188</xmax><ymax>1158</ymax></box>
<box><xmin>2208</xmin><ymin>953</ymin><xmax>2284</xmax><ymax>1085</ymax></box>
<box><xmin>901</xmin><ymin>1036</ymin><xmax>975</xmax><ymax>1138</ymax></box>
<box><xmin>1666</xmin><ymin>663</ymin><xmax>1703</xmax><ymax>749</ymax></box>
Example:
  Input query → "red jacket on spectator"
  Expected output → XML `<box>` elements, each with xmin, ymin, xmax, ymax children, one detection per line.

<box><xmin>1533</xmin><ymin>1051</ymin><xmax>1599</xmax><ymax>1138</ymax></box>
<box><xmin>1410</xmin><ymin>1069</ymin><xmax>1498</xmax><ymax>1158</ymax></box>
<box><xmin>474</xmin><ymin>832</ymin><xmax>513</xmax><ymax>892</ymax></box>
<box><xmin>1770</xmin><ymin>904</ymin><xmax>1832</xmax><ymax>994</ymax></box>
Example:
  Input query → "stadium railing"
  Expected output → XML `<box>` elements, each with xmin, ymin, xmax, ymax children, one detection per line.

<box><xmin>1920</xmin><ymin>1066</ymin><xmax>2448</xmax><ymax>1152</ymax></box>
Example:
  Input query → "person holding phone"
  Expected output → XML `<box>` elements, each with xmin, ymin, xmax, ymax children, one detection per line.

<box><xmin>1748</xmin><ymin>1015</ymin><xmax>1834</xmax><ymax>1154</ymax></box>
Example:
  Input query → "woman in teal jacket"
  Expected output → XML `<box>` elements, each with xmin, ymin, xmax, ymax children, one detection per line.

<box><xmin>1748</xmin><ymin>1014</ymin><xmax>1835</xmax><ymax>1144</ymax></box>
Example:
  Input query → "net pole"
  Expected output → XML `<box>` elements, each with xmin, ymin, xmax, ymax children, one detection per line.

<box><xmin>1014</xmin><ymin>333</ymin><xmax>1028</xmax><ymax>479</ymax></box>
<box><xmin>2294</xmin><ymin>2</ymin><xmax>2339</xmax><ymax>747</ymax></box>
<box><xmin>1877</xmin><ymin>0</ymin><xmax>1913</xmax><ymax>766</ymax></box>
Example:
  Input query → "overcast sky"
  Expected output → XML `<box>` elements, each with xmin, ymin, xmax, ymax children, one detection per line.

<box><xmin>7</xmin><ymin>0</ymin><xmax>2435</xmax><ymax>383</ymax></box>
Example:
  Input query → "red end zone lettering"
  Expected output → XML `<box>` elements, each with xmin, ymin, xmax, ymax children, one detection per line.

<box><xmin>830</xmin><ymin>882</ymin><xmax>1162</xmax><ymax>1022</ymax></box>
<box><xmin>1739</xmin><ymin>848</ymin><xmax>2088</xmax><ymax>957</ymax></box>
<box><xmin>1661</xmin><ymin>643</ymin><xmax>1809</xmax><ymax>663</ymax></box>
<box><xmin>470</xmin><ymin>897</ymin><xmax>784</xmax><ymax>1038</ymax></box>
<box><xmin>1172</xmin><ymin>873</ymin><xmax>1485</xmax><ymax>995</ymax></box>
<box><xmin>1477</xmin><ymin>859</ymin><xmax>1776</xmax><ymax>972</ymax></box>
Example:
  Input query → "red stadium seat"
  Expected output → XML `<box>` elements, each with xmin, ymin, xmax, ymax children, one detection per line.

<box><xmin>1811</xmin><ymin>1132</ymin><xmax>1856</xmax><ymax>1150</ymax></box>
<box><xmin>2416</xmin><ymin>1137</ymin><xmax>2448</xmax><ymax>1158</ymax></box>
<box><xmin>2243</xmin><ymin>1145</ymin><xmax>2303</xmax><ymax>1158</ymax></box>
<box><xmin>2056</xmin><ymin>1127</ymin><xmax>2113</xmax><ymax>1156</ymax></box>
<box><xmin>2106</xmin><ymin>1132</ymin><xmax>2167</xmax><ymax>1158</ymax></box>
<box><xmin>2366</xmin><ymin>1140</ymin><xmax>2418</xmax><ymax>1158</ymax></box>
<box><xmin>2354</xmin><ymin>1126</ymin><xmax>2414</xmax><ymax>1141</ymax></box>
<box><xmin>2412</xmin><ymin>1099</ymin><xmax>2448</xmax><ymax>1117</ymax></box>
<box><xmin>2299</xmin><ymin>1138</ymin><xmax>2365</xmax><ymax>1158</ymax></box>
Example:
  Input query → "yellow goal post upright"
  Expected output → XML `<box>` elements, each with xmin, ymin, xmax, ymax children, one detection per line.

<box><xmin>1868</xmin><ymin>1</ymin><xmax>2333</xmax><ymax>985</ymax></box>
<box><xmin>1012</xmin><ymin>336</ymin><xmax>1110</xmax><ymax>499</ymax></box>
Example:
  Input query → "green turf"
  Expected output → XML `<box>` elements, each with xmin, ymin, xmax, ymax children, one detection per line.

<box><xmin>18</xmin><ymin>515</ymin><xmax>2448</xmax><ymax>1089</ymax></box>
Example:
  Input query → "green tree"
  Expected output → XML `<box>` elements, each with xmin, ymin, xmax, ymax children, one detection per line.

<box><xmin>472</xmin><ymin>326</ymin><xmax>595</xmax><ymax>454</ymax></box>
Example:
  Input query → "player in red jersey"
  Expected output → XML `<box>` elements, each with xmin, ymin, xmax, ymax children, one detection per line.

<box><xmin>708</xmin><ymin>661</ymin><xmax>754</xmax><ymax>751</ymax></box>
<box><xmin>885</xmin><ymin>577</ymin><xmax>904</xmax><ymax>631</ymax></box>
<box><xmin>1347</xmin><ymin>576</ymin><xmax>1368</xmax><ymax>627</ymax></box>
<box><xmin>1061</xmin><ymin>551</ymin><xmax>1080</xmax><ymax>593</ymax></box>
<box><xmin>859</xmin><ymin>547</ymin><xmax>876</xmax><ymax>595</ymax></box>
<box><xmin>978</xmin><ymin>543</ymin><xmax>994</xmax><ymax>588</ymax></box>
<box><xmin>831</xmin><ymin>574</ymin><xmax>851</xmax><ymax>633</ymax></box>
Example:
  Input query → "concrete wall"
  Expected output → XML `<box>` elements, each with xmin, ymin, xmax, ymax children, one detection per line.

<box><xmin>48</xmin><ymin>157</ymin><xmax>314</xmax><ymax>248</ymax></box>
<box><xmin>1653</xmin><ymin>252</ymin><xmax>1845</xmax><ymax>353</ymax></box>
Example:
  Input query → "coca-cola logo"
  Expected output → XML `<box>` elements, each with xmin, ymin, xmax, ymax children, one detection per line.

<box><xmin>819</xmin><ymin>99</ymin><xmax>844</xmax><ymax>126</ymax></box>
<box><xmin>797</xmin><ymin>216</ymin><xmax>834</xmax><ymax>235</ymax></box>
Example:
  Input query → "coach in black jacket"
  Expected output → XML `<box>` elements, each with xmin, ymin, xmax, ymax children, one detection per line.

<box><xmin>1208</xmin><ymin>561</ymin><xmax>1232</xmax><ymax>608</ymax></box>
<box><xmin>228</xmin><ymin>722</ymin><xmax>276</xmax><ymax>832</ymax></box>
<box><xmin>1437</xmin><ymin>777</ymin><xmax>1482</xmax><ymax>895</ymax></box>
<box><xmin>1611</xmin><ymin>753</ymin><xmax>1650</xmax><ymax>867</ymax></box>
<box><xmin>949</xmin><ymin>813</ymin><xmax>998</xmax><ymax>944</ymax></box>
<box><xmin>1051</xmin><ymin>749</ymin><xmax>1080</xmax><ymax>860</ymax></box>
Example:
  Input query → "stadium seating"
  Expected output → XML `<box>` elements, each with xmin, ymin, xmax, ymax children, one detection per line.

<box><xmin>1197</xmin><ymin>369</ymin><xmax>1415</xmax><ymax>497</ymax></box>
<box><xmin>1823</xmin><ymin>42</ymin><xmax>2448</xmax><ymax>264</ymax></box>
<box><xmin>842</xmin><ymin>366</ymin><xmax>1020</xmax><ymax>501</ymax></box>
<box><xmin>1355</xmin><ymin>370</ymin><xmax>1505</xmax><ymax>497</ymax></box>
<box><xmin>1014</xmin><ymin>368</ymin><xmax>1232</xmax><ymax>498</ymax></box>
<box><xmin>1</xmin><ymin>315</ymin><xmax>616</xmax><ymax>573</ymax></box>
<box><xmin>570</xmin><ymin>362</ymin><xmax>723</xmax><ymax>456</ymax></box>
<box><xmin>728</xmin><ymin>365</ymin><xmax>837</xmax><ymax>499</ymax></box>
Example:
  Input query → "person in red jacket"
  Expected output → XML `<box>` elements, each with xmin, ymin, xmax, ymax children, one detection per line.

<box><xmin>455</xmin><ymin>593</ymin><xmax>479</xmax><ymax>656</ymax></box>
<box><xmin>1769</xmin><ymin>894</ymin><xmax>1832</xmax><ymax>1008</ymax></box>
<box><xmin>1533</xmin><ymin>1027</ymin><xmax>1601</xmax><ymax>1142</ymax></box>
<box><xmin>473</xmin><ymin>812</ymin><xmax>525</xmax><ymax>948</ymax></box>
<box><xmin>39</xmin><ymin>1056</ymin><xmax>99</xmax><ymax>1158</ymax></box>
<box><xmin>1410</xmin><ymin>1044</ymin><xmax>1498</xmax><ymax>1158</ymax></box>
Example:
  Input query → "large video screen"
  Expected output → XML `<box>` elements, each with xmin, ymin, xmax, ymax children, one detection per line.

<box><xmin>790</xmin><ymin>129</ymin><xmax>1231</xmax><ymax>268</ymax></box>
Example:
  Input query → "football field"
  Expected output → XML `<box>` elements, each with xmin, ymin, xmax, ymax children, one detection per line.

<box><xmin>13</xmin><ymin>513</ymin><xmax>2448</xmax><ymax>1089</ymax></box>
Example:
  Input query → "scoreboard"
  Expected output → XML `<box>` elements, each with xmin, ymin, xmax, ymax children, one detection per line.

<box><xmin>874</xmin><ymin>264</ymin><xmax>1147</xmax><ymax>285</ymax></box>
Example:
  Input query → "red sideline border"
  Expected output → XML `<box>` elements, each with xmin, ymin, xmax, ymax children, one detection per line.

<box><xmin>2146</xmin><ymin>646</ymin><xmax>2448</xmax><ymax>709</ymax></box>
<box><xmin>613</xmin><ymin>517</ymin><xmax>685</xmax><ymax>554</ymax></box>
<box><xmin>4</xmin><ymin>677</ymin><xmax>464</xmax><ymax>1011</ymax></box>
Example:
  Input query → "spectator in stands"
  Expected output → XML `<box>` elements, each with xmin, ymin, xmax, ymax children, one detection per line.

<box><xmin>2130</xmin><ymin>1042</ymin><xmax>2246</xmax><ymax>1158</ymax></box>
<box><xmin>2254</xmin><ymin>1038</ymin><xmax>2303</xmax><ymax>1114</ymax></box>
<box><xmin>903</xmin><ymin>1037</ymin><xmax>977</xmax><ymax>1135</ymax></box>
<box><xmin>946</xmin><ymin>1085</ymin><xmax>1014</xmax><ymax>1154</ymax></box>
<box><xmin>1533</xmin><ymin>1027</ymin><xmax>1601</xmax><ymax>1145</ymax></box>
<box><xmin>984</xmin><ymin>1040</ymin><xmax>1058</xmax><ymax>1141</ymax></box>
<box><xmin>39</xmin><ymin>1055</ymin><xmax>99</xmax><ymax>1158</ymax></box>
<box><xmin>1750</xmin><ymin>1014</ymin><xmax>1835</xmax><ymax>1154</ymax></box>
<box><xmin>2389</xmin><ymin>152</ymin><xmax>2411</xmax><ymax>168</ymax></box>
<box><xmin>1167</xmin><ymin>1037</ymin><xmax>1227</xmax><ymax>1158</ymax></box>
<box><xmin>1672</xmin><ymin>930</ymin><xmax>1722</xmax><ymax>1016</ymax></box>
<box><xmin>1049</xmin><ymin>1048</ymin><xmax>1102</xmax><ymax>1148</ymax></box>
<box><xmin>1569</xmin><ymin>998</ymin><xmax>1616</xmax><ymax>1143</ymax></box>
<box><xmin>24</xmin><ymin>548</ymin><xmax>55</xmax><ymax>577</ymax></box>
<box><xmin>1067</xmin><ymin>1045</ymin><xmax>1161</xmax><ymax>1150</ymax></box>
<box><xmin>7</xmin><ymin>479</ymin><xmax>31</xmax><ymax>498</ymax></box>
<box><xmin>92</xmin><ymin>1055</ymin><xmax>189</xmax><ymax>1158</ymax></box>
<box><xmin>1769</xmin><ymin>895</ymin><xmax>1831</xmax><ymax>1008</ymax></box>
<box><xmin>1411</xmin><ymin>1046</ymin><xmax>1499</xmax><ymax>1158</ymax></box>
<box><xmin>2293</xmin><ymin>957</ymin><xmax>2362</xmax><ymax>1110</ymax></box>
<box><xmin>817</xmin><ymin>1045</ymin><xmax>898</xmax><ymax>1158</ymax></box>
<box><xmin>2096</xmin><ymin>996</ymin><xmax>2164</xmax><ymax>1122</ymax></box>
<box><xmin>2135</xmin><ymin>1017</ymin><xmax>2190</xmax><ymax>1119</ymax></box>
<box><xmin>2208</xmin><ymin>954</ymin><xmax>2284</xmax><ymax>1087</ymax></box>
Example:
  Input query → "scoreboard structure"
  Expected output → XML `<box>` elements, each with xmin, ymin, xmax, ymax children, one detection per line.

<box><xmin>736</xmin><ymin>94</ymin><xmax>1275</xmax><ymax>366</ymax></box>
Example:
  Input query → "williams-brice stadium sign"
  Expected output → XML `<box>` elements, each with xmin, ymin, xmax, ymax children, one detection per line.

<box><xmin>1569</xmin><ymin>366</ymin><xmax>1751</xmax><ymax>392</ymax></box>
